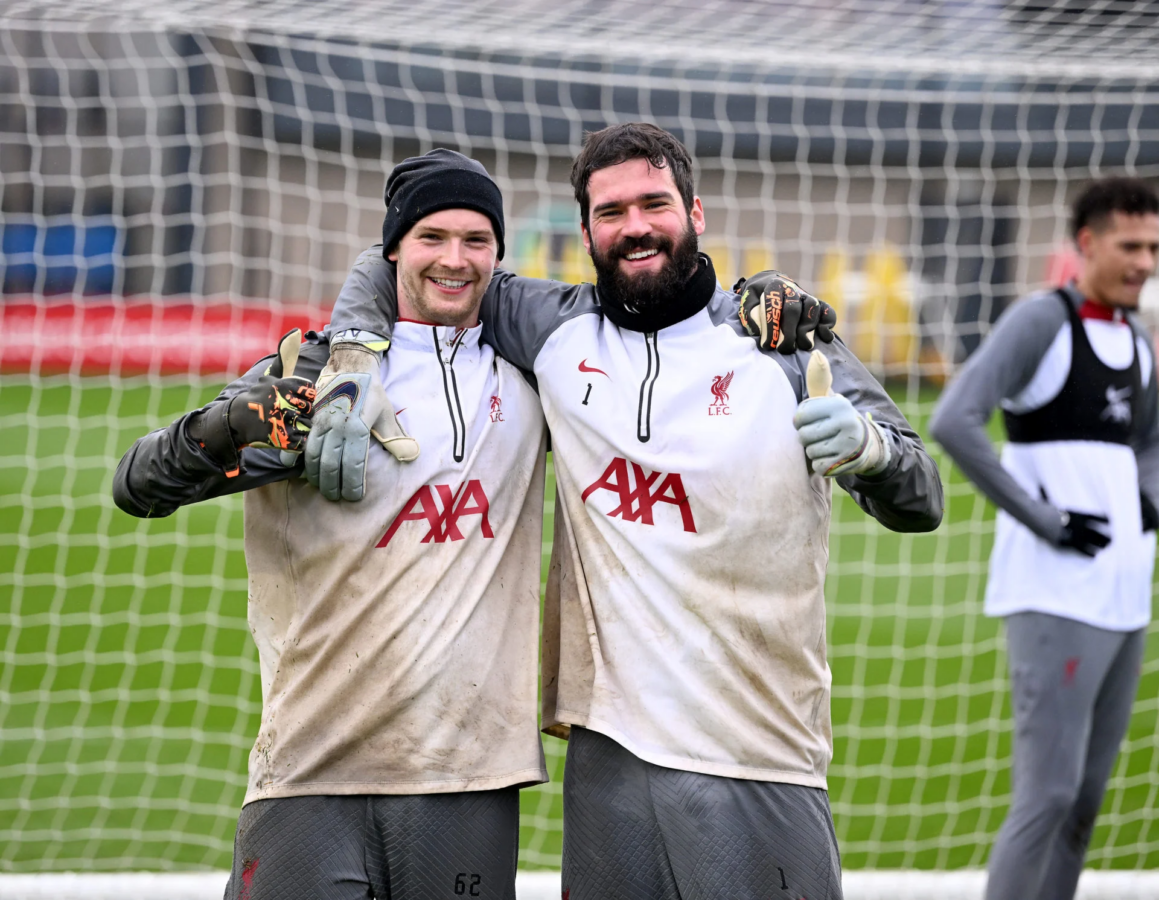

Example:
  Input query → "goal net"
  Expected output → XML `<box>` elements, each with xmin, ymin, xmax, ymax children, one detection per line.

<box><xmin>3</xmin><ymin>0</ymin><xmax>1159</xmax><ymax>879</ymax></box>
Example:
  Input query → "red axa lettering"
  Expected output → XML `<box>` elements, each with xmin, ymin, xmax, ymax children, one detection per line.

<box><xmin>377</xmin><ymin>480</ymin><xmax>495</xmax><ymax>547</ymax></box>
<box><xmin>580</xmin><ymin>457</ymin><xmax>697</xmax><ymax>533</ymax></box>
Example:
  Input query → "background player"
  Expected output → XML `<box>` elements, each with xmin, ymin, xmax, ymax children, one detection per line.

<box><xmin>931</xmin><ymin>177</ymin><xmax>1159</xmax><ymax>900</ymax></box>
<box><xmin>319</xmin><ymin>123</ymin><xmax>943</xmax><ymax>900</ymax></box>
<box><xmin>113</xmin><ymin>151</ymin><xmax>548</xmax><ymax>900</ymax></box>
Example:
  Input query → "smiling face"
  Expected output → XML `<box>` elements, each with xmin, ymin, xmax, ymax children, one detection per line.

<box><xmin>581</xmin><ymin>157</ymin><xmax>706</xmax><ymax>309</ymax></box>
<box><xmin>1076</xmin><ymin>210</ymin><xmax>1159</xmax><ymax>310</ymax></box>
<box><xmin>389</xmin><ymin>208</ymin><xmax>499</xmax><ymax>327</ymax></box>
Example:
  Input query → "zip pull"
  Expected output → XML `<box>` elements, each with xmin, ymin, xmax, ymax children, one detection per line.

<box><xmin>637</xmin><ymin>331</ymin><xmax>659</xmax><ymax>443</ymax></box>
<box><xmin>433</xmin><ymin>327</ymin><xmax>469</xmax><ymax>462</ymax></box>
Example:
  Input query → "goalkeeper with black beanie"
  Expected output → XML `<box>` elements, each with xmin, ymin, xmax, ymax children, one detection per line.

<box><xmin>114</xmin><ymin>153</ymin><xmax>553</xmax><ymax>900</ymax></box>
<box><xmin>932</xmin><ymin>177</ymin><xmax>1159</xmax><ymax>900</ymax></box>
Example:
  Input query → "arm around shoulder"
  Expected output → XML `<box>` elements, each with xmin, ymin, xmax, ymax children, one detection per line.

<box><xmin>327</xmin><ymin>245</ymin><xmax>596</xmax><ymax>372</ymax></box>
<box><xmin>479</xmin><ymin>271</ymin><xmax>597</xmax><ymax>371</ymax></box>
<box><xmin>328</xmin><ymin>246</ymin><xmax>397</xmax><ymax>346</ymax></box>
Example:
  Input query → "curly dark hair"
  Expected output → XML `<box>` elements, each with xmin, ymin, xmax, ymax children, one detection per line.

<box><xmin>570</xmin><ymin>123</ymin><xmax>696</xmax><ymax>230</ymax></box>
<box><xmin>1072</xmin><ymin>176</ymin><xmax>1159</xmax><ymax>238</ymax></box>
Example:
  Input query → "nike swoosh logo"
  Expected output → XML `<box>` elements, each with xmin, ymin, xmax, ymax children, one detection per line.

<box><xmin>578</xmin><ymin>359</ymin><xmax>609</xmax><ymax>378</ymax></box>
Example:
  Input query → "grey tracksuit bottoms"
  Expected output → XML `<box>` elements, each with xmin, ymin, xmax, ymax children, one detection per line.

<box><xmin>986</xmin><ymin>612</ymin><xmax>1145</xmax><ymax>900</ymax></box>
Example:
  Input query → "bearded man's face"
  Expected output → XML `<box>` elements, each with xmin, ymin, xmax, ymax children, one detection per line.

<box><xmin>581</xmin><ymin>157</ymin><xmax>706</xmax><ymax>309</ymax></box>
<box><xmin>589</xmin><ymin>216</ymin><xmax>701</xmax><ymax>310</ymax></box>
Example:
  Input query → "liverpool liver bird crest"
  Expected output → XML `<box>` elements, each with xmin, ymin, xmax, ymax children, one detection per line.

<box><xmin>710</xmin><ymin>371</ymin><xmax>734</xmax><ymax>406</ymax></box>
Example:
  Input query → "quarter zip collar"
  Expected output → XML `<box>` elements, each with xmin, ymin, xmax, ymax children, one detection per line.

<box><xmin>637</xmin><ymin>331</ymin><xmax>660</xmax><ymax>443</ymax></box>
<box><xmin>596</xmin><ymin>253</ymin><xmax>718</xmax><ymax>334</ymax></box>
<box><xmin>388</xmin><ymin>322</ymin><xmax>477</xmax><ymax>462</ymax></box>
<box><xmin>432</xmin><ymin>326</ymin><xmax>470</xmax><ymax>463</ymax></box>
<box><xmin>391</xmin><ymin>320</ymin><xmax>483</xmax><ymax>353</ymax></box>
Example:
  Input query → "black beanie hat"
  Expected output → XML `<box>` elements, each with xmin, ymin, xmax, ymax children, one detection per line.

<box><xmin>381</xmin><ymin>148</ymin><xmax>505</xmax><ymax>260</ymax></box>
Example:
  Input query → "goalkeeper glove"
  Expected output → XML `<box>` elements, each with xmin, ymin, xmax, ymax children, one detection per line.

<box><xmin>188</xmin><ymin>329</ymin><xmax>315</xmax><ymax>477</ymax></box>
<box><xmin>793</xmin><ymin>350</ymin><xmax>891</xmax><ymax>478</ymax></box>
<box><xmin>304</xmin><ymin>340</ymin><xmax>419</xmax><ymax>502</ymax></box>
<box><xmin>736</xmin><ymin>270</ymin><xmax>837</xmax><ymax>354</ymax></box>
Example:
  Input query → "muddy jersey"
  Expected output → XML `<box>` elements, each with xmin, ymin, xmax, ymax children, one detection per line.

<box><xmin>115</xmin><ymin>323</ymin><xmax>548</xmax><ymax>802</ymax></box>
<box><xmin>330</xmin><ymin>248</ymin><xmax>942</xmax><ymax>789</ymax></box>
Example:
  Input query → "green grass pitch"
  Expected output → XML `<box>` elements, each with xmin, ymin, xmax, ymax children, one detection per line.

<box><xmin>2</xmin><ymin>377</ymin><xmax>1158</xmax><ymax>872</ymax></box>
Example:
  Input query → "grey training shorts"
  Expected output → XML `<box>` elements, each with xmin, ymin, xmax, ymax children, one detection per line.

<box><xmin>561</xmin><ymin>727</ymin><xmax>843</xmax><ymax>900</ymax></box>
<box><xmin>223</xmin><ymin>790</ymin><xmax>519</xmax><ymax>900</ymax></box>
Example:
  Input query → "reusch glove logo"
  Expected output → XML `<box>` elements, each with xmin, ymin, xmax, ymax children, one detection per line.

<box><xmin>581</xmin><ymin>457</ymin><xmax>697</xmax><ymax>533</ymax></box>
<box><xmin>736</xmin><ymin>270</ymin><xmax>836</xmax><ymax>354</ymax></box>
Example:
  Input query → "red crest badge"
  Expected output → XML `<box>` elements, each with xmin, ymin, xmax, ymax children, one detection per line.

<box><xmin>709</xmin><ymin>371</ymin><xmax>733</xmax><ymax>416</ymax></box>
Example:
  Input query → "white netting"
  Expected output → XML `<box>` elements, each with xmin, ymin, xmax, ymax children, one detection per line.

<box><xmin>2</xmin><ymin>0</ymin><xmax>1159</xmax><ymax>876</ymax></box>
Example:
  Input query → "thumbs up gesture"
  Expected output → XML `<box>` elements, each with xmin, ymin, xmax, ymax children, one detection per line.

<box><xmin>793</xmin><ymin>350</ymin><xmax>891</xmax><ymax>478</ymax></box>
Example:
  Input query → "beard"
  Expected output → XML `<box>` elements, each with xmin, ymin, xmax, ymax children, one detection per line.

<box><xmin>590</xmin><ymin>219</ymin><xmax>701</xmax><ymax>312</ymax></box>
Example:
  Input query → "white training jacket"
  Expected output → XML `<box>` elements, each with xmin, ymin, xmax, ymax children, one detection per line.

<box><xmin>331</xmin><ymin>249</ymin><xmax>943</xmax><ymax>790</ymax></box>
<box><xmin>115</xmin><ymin>321</ymin><xmax>548</xmax><ymax>803</ymax></box>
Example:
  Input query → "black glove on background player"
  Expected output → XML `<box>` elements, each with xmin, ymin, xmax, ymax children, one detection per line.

<box><xmin>1056</xmin><ymin>510</ymin><xmax>1112</xmax><ymax>557</ymax></box>
<box><xmin>1053</xmin><ymin>494</ymin><xmax>1155</xmax><ymax>553</ymax></box>
<box><xmin>735</xmin><ymin>270</ymin><xmax>837</xmax><ymax>354</ymax></box>
<box><xmin>1141</xmin><ymin>492</ymin><xmax>1159</xmax><ymax>533</ymax></box>
<box><xmin>188</xmin><ymin>329</ymin><xmax>316</xmax><ymax>476</ymax></box>
<box><xmin>1036</xmin><ymin>486</ymin><xmax>1111</xmax><ymax>557</ymax></box>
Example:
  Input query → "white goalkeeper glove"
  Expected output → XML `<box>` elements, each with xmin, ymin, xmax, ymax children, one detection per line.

<box><xmin>793</xmin><ymin>351</ymin><xmax>891</xmax><ymax>478</ymax></box>
<box><xmin>304</xmin><ymin>340</ymin><xmax>419</xmax><ymax>502</ymax></box>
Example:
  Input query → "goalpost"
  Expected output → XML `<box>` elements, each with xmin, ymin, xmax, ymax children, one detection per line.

<box><xmin>3</xmin><ymin>0</ymin><xmax>1159</xmax><ymax>892</ymax></box>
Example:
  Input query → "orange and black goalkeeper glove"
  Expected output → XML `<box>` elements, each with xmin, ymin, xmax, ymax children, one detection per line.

<box><xmin>189</xmin><ymin>329</ymin><xmax>316</xmax><ymax>476</ymax></box>
<box><xmin>735</xmin><ymin>270</ymin><xmax>837</xmax><ymax>354</ymax></box>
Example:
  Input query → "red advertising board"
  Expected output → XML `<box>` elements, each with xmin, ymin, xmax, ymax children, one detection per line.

<box><xmin>0</xmin><ymin>299</ymin><xmax>331</xmax><ymax>377</ymax></box>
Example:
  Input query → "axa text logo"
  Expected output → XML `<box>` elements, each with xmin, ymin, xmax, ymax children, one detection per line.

<box><xmin>377</xmin><ymin>480</ymin><xmax>494</xmax><ymax>547</ymax></box>
<box><xmin>581</xmin><ymin>457</ymin><xmax>697</xmax><ymax>533</ymax></box>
